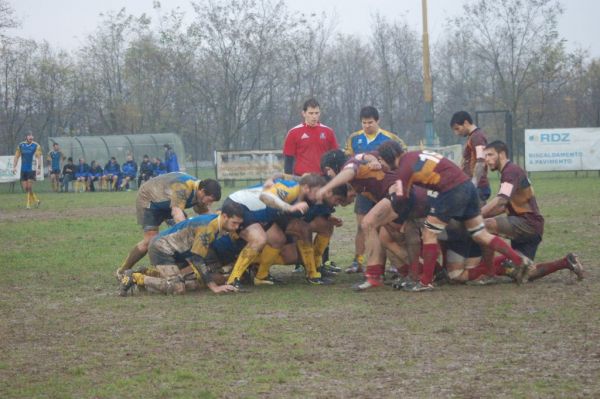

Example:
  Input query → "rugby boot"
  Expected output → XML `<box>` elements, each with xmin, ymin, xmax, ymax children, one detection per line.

<box><xmin>566</xmin><ymin>253</ymin><xmax>584</xmax><ymax>280</ymax></box>
<box><xmin>254</xmin><ymin>274</ymin><xmax>286</xmax><ymax>285</ymax></box>
<box><xmin>306</xmin><ymin>276</ymin><xmax>334</xmax><ymax>285</ymax></box>
<box><xmin>118</xmin><ymin>270</ymin><xmax>136</xmax><ymax>297</ymax></box>
<box><xmin>345</xmin><ymin>259</ymin><xmax>364</xmax><ymax>274</ymax></box>
<box><xmin>501</xmin><ymin>258</ymin><xmax>530</xmax><ymax>285</ymax></box>
<box><xmin>391</xmin><ymin>275</ymin><xmax>415</xmax><ymax>290</ymax></box>
<box><xmin>321</xmin><ymin>260</ymin><xmax>341</xmax><ymax>274</ymax></box>
<box><xmin>318</xmin><ymin>265</ymin><xmax>337</xmax><ymax>278</ymax></box>
<box><xmin>401</xmin><ymin>281</ymin><xmax>434</xmax><ymax>292</ymax></box>
<box><xmin>231</xmin><ymin>278</ymin><xmax>250</xmax><ymax>293</ymax></box>
<box><xmin>352</xmin><ymin>275</ymin><xmax>384</xmax><ymax>291</ymax></box>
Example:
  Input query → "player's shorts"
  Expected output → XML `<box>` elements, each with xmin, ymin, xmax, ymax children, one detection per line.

<box><xmin>428</xmin><ymin>181</ymin><xmax>480</xmax><ymax>223</ymax></box>
<box><xmin>440</xmin><ymin>220</ymin><xmax>482</xmax><ymax>260</ymax></box>
<box><xmin>20</xmin><ymin>171</ymin><xmax>36</xmax><ymax>181</ymax></box>
<box><xmin>211</xmin><ymin>235</ymin><xmax>246</xmax><ymax>265</ymax></box>
<box><xmin>138</xmin><ymin>207</ymin><xmax>172</xmax><ymax>231</ymax></box>
<box><xmin>494</xmin><ymin>214</ymin><xmax>541</xmax><ymax>260</ymax></box>
<box><xmin>303</xmin><ymin>203</ymin><xmax>334</xmax><ymax>223</ymax></box>
<box><xmin>50</xmin><ymin>168</ymin><xmax>61</xmax><ymax>175</ymax></box>
<box><xmin>148</xmin><ymin>243</ymin><xmax>189</xmax><ymax>268</ymax></box>
<box><xmin>354</xmin><ymin>193</ymin><xmax>375</xmax><ymax>215</ymax></box>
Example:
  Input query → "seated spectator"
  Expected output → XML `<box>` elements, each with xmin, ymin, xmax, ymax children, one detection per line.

<box><xmin>120</xmin><ymin>154</ymin><xmax>138</xmax><ymax>191</ymax></box>
<box><xmin>74</xmin><ymin>157</ymin><xmax>91</xmax><ymax>192</ymax></box>
<box><xmin>152</xmin><ymin>157</ymin><xmax>167</xmax><ymax>177</ymax></box>
<box><xmin>102</xmin><ymin>157</ymin><xmax>121</xmax><ymax>191</ymax></box>
<box><xmin>61</xmin><ymin>157</ymin><xmax>76</xmax><ymax>192</ymax></box>
<box><xmin>138</xmin><ymin>154</ymin><xmax>153</xmax><ymax>187</ymax></box>
<box><xmin>88</xmin><ymin>160</ymin><xmax>103</xmax><ymax>192</ymax></box>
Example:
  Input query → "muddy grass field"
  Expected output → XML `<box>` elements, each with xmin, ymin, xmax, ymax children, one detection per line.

<box><xmin>1</xmin><ymin>174</ymin><xmax>599</xmax><ymax>398</ymax></box>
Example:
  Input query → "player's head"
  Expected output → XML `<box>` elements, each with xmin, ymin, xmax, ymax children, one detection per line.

<box><xmin>79</xmin><ymin>157</ymin><xmax>85</xmax><ymax>163</ymax></box>
<box><xmin>91</xmin><ymin>160</ymin><xmax>97</xmax><ymax>167</ymax></box>
<box><xmin>143</xmin><ymin>154</ymin><xmax>149</xmax><ymax>161</ymax></box>
<box><xmin>164</xmin><ymin>143</ymin><xmax>171</xmax><ymax>150</ymax></box>
<box><xmin>220</xmin><ymin>201</ymin><xmax>245</xmax><ymax>232</ymax></box>
<box><xmin>299</xmin><ymin>173</ymin><xmax>327</xmax><ymax>202</ymax></box>
<box><xmin>197</xmin><ymin>178</ymin><xmax>222</xmax><ymax>206</ymax></box>
<box><xmin>25</xmin><ymin>132</ymin><xmax>33</xmax><ymax>143</ymax></box>
<box><xmin>377</xmin><ymin>140</ymin><xmax>405</xmax><ymax>170</ymax></box>
<box><xmin>450</xmin><ymin>111</ymin><xmax>474</xmax><ymax>136</ymax></box>
<box><xmin>126</xmin><ymin>154</ymin><xmax>133</xmax><ymax>161</ymax></box>
<box><xmin>67</xmin><ymin>157</ymin><xmax>73</xmax><ymax>163</ymax></box>
<box><xmin>484</xmin><ymin>140</ymin><xmax>509</xmax><ymax>171</ymax></box>
<box><xmin>110</xmin><ymin>156</ymin><xmax>116</xmax><ymax>163</ymax></box>
<box><xmin>52</xmin><ymin>142</ymin><xmax>59</xmax><ymax>149</ymax></box>
<box><xmin>302</xmin><ymin>98</ymin><xmax>320</xmax><ymax>127</ymax></box>
<box><xmin>360</xmin><ymin>106</ymin><xmax>380</xmax><ymax>135</ymax></box>
<box><xmin>322</xmin><ymin>181</ymin><xmax>354</xmax><ymax>207</ymax></box>
<box><xmin>320</xmin><ymin>149</ymin><xmax>347</xmax><ymax>177</ymax></box>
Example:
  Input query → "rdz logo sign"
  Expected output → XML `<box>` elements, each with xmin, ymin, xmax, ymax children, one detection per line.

<box><xmin>540</xmin><ymin>133</ymin><xmax>570</xmax><ymax>143</ymax></box>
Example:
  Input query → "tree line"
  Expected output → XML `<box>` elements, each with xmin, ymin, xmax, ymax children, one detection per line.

<box><xmin>1</xmin><ymin>0</ymin><xmax>599</xmax><ymax>160</ymax></box>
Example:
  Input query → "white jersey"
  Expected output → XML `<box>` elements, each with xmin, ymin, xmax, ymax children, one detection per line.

<box><xmin>228</xmin><ymin>187</ymin><xmax>267</xmax><ymax>211</ymax></box>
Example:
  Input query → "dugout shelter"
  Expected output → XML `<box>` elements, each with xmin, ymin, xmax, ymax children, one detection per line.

<box><xmin>48</xmin><ymin>133</ymin><xmax>185</xmax><ymax>169</ymax></box>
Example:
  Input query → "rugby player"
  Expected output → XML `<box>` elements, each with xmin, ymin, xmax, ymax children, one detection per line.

<box><xmin>13</xmin><ymin>132</ymin><xmax>42</xmax><ymax>209</ymax></box>
<box><xmin>102</xmin><ymin>157</ymin><xmax>121</xmax><ymax>191</ymax></box>
<box><xmin>344</xmin><ymin>106</ymin><xmax>407</xmax><ymax>274</ymax></box>
<box><xmin>119</xmin><ymin>201</ymin><xmax>244</xmax><ymax>296</ymax></box>
<box><xmin>47</xmin><ymin>142</ymin><xmax>64</xmax><ymax>192</ymax></box>
<box><xmin>115</xmin><ymin>173</ymin><xmax>221</xmax><ymax>279</ymax></box>
<box><xmin>223</xmin><ymin>174</ymin><xmax>332</xmax><ymax>288</ymax></box>
<box><xmin>479</xmin><ymin>140</ymin><xmax>584</xmax><ymax>281</ymax></box>
<box><xmin>372</xmin><ymin>141</ymin><xmax>533</xmax><ymax>292</ymax></box>
<box><xmin>74</xmin><ymin>157</ymin><xmax>90</xmax><ymax>192</ymax></box>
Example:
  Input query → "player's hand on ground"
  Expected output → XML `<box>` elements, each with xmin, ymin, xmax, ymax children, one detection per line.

<box><xmin>211</xmin><ymin>284</ymin><xmax>238</xmax><ymax>294</ymax></box>
<box><xmin>289</xmin><ymin>201</ymin><xmax>309</xmax><ymax>214</ymax></box>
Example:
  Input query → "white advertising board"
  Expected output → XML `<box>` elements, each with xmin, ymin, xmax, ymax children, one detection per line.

<box><xmin>214</xmin><ymin>150</ymin><xmax>284</xmax><ymax>180</ymax></box>
<box><xmin>0</xmin><ymin>156</ymin><xmax>44</xmax><ymax>183</ymax></box>
<box><xmin>525</xmin><ymin>128</ymin><xmax>600</xmax><ymax>171</ymax></box>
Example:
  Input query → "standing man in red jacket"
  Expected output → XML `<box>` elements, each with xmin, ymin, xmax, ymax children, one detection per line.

<box><xmin>283</xmin><ymin>98</ymin><xmax>339</xmax><ymax>176</ymax></box>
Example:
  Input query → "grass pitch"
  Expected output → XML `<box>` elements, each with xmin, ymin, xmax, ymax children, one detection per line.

<box><xmin>1</xmin><ymin>173</ymin><xmax>599</xmax><ymax>398</ymax></box>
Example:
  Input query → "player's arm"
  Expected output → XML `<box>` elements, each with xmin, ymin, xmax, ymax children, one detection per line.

<box><xmin>12</xmin><ymin>147</ymin><xmax>21</xmax><ymax>174</ymax></box>
<box><xmin>316</xmin><ymin>166</ymin><xmax>357</xmax><ymax>202</ymax></box>
<box><xmin>35</xmin><ymin>145</ymin><xmax>42</xmax><ymax>174</ymax></box>
<box><xmin>282</xmin><ymin>132</ymin><xmax>296</xmax><ymax>174</ymax></box>
<box><xmin>259</xmin><ymin>185</ymin><xmax>307</xmax><ymax>213</ymax></box>
<box><xmin>187</xmin><ymin>255</ymin><xmax>237</xmax><ymax>293</ymax></box>
<box><xmin>472</xmin><ymin>144</ymin><xmax>486</xmax><ymax>186</ymax></box>
<box><xmin>481</xmin><ymin>195</ymin><xmax>508</xmax><ymax>218</ymax></box>
<box><xmin>284</xmin><ymin>156</ymin><xmax>295</xmax><ymax>174</ymax></box>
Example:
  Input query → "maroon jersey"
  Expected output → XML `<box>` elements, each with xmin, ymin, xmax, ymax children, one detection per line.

<box><xmin>498</xmin><ymin>162</ymin><xmax>544</xmax><ymax>236</ymax></box>
<box><xmin>392</xmin><ymin>151</ymin><xmax>469</xmax><ymax>199</ymax></box>
<box><xmin>342</xmin><ymin>157</ymin><xmax>397</xmax><ymax>203</ymax></box>
<box><xmin>462</xmin><ymin>127</ymin><xmax>489</xmax><ymax>189</ymax></box>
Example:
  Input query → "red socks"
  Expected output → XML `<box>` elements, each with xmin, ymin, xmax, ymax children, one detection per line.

<box><xmin>529</xmin><ymin>258</ymin><xmax>569</xmax><ymax>281</ymax></box>
<box><xmin>420</xmin><ymin>243</ymin><xmax>440</xmax><ymax>285</ymax></box>
<box><xmin>488</xmin><ymin>237</ymin><xmax>523</xmax><ymax>265</ymax></box>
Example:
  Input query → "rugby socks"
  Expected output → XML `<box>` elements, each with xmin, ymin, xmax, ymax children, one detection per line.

<box><xmin>25</xmin><ymin>192</ymin><xmax>31</xmax><ymax>208</ymax></box>
<box><xmin>313</xmin><ymin>234</ymin><xmax>330</xmax><ymax>267</ymax></box>
<box><xmin>420</xmin><ymin>243</ymin><xmax>440</xmax><ymax>285</ymax></box>
<box><xmin>117</xmin><ymin>245</ymin><xmax>147</xmax><ymax>274</ymax></box>
<box><xmin>255</xmin><ymin>245</ymin><xmax>282</xmax><ymax>280</ymax></box>
<box><xmin>227</xmin><ymin>246</ymin><xmax>260</xmax><ymax>284</ymax></box>
<box><xmin>296</xmin><ymin>240</ymin><xmax>321</xmax><ymax>279</ymax></box>
<box><xmin>467</xmin><ymin>263</ymin><xmax>488</xmax><ymax>280</ymax></box>
<box><xmin>527</xmin><ymin>258</ymin><xmax>569</xmax><ymax>281</ymax></box>
<box><xmin>488</xmin><ymin>237</ymin><xmax>523</xmax><ymax>266</ymax></box>
<box><xmin>410</xmin><ymin>258</ymin><xmax>422</xmax><ymax>280</ymax></box>
<box><xmin>365</xmin><ymin>264</ymin><xmax>384</xmax><ymax>281</ymax></box>
<box><xmin>397</xmin><ymin>264</ymin><xmax>409</xmax><ymax>277</ymax></box>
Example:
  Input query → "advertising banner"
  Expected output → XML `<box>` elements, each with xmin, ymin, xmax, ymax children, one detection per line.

<box><xmin>0</xmin><ymin>156</ymin><xmax>44</xmax><ymax>183</ymax></box>
<box><xmin>525</xmin><ymin>128</ymin><xmax>600</xmax><ymax>171</ymax></box>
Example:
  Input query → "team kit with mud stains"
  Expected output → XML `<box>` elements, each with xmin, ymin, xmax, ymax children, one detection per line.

<box><xmin>108</xmin><ymin>100</ymin><xmax>584</xmax><ymax>296</ymax></box>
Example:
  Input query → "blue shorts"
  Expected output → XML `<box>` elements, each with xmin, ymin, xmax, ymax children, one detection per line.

<box><xmin>211</xmin><ymin>235</ymin><xmax>246</xmax><ymax>265</ymax></box>
<box><xmin>354</xmin><ymin>193</ymin><xmax>375</xmax><ymax>215</ymax></box>
<box><xmin>304</xmin><ymin>203</ymin><xmax>334</xmax><ymax>223</ymax></box>
<box><xmin>428</xmin><ymin>181</ymin><xmax>480</xmax><ymax>223</ymax></box>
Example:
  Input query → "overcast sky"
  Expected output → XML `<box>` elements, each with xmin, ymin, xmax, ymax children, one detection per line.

<box><xmin>9</xmin><ymin>0</ymin><xmax>600</xmax><ymax>57</ymax></box>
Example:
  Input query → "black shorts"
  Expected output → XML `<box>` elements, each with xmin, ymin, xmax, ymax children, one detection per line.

<box><xmin>20</xmin><ymin>171</ymin><xmax>36</xmax><ymax>181</ymax></box>
<box><xmin>142</xmin><ymin>208</ymin><xmax>172</xmax><ymax>231</ymax></box>
<box><xmin>303</xmin><ymin>203</ymin><xmax>334</xmax><ymax>223</ymax></box>
<box><xmin>50</xmin><ymin>168</ymin><xmax>61</xmax><ymax>175</ymax></box>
